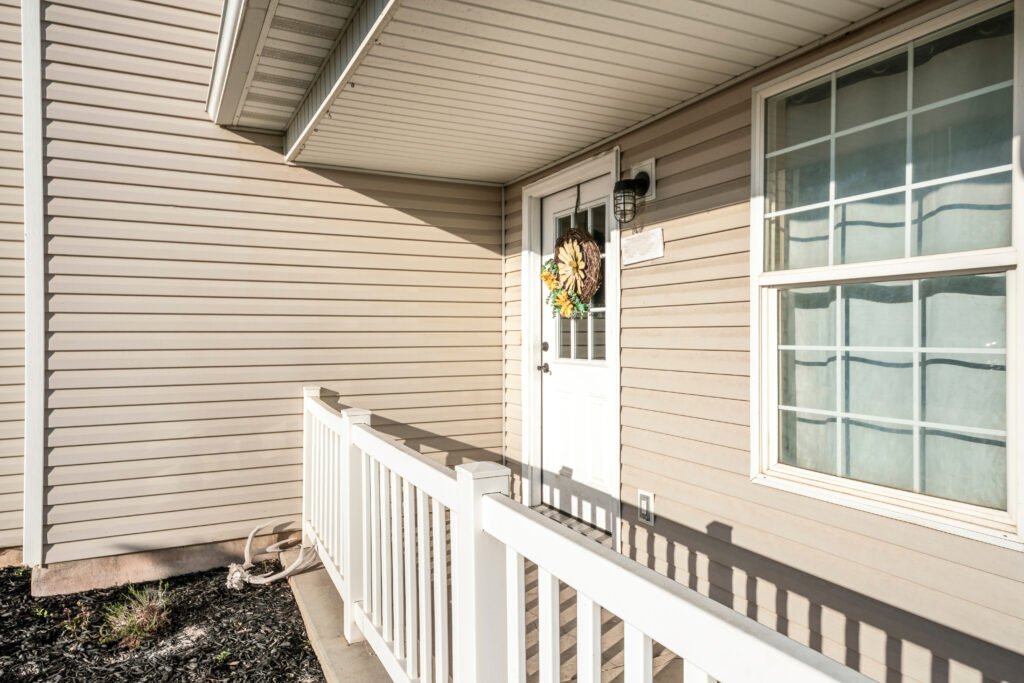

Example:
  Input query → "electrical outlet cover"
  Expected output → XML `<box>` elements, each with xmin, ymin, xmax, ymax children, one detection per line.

<box><xmin>638</xmin><ymin>489</ymin><xmax>655</xmax><ymax>526</ymax></box>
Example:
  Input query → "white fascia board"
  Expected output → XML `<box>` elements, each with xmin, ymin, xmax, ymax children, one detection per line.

<box><xmin>283</xmin><ymin>0</ymin><xmax>401</xmax><ymax>161</ymax></box>
<box><xmin>206</xmin><ymin>0</ymin><xmax>271</xmax><ymax>125</ymax></box>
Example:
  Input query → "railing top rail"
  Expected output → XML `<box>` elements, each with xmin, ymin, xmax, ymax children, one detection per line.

<box><xmin>481</xmin><ymin>495</ymin><xmax>872</xmax><ymax>683</ymax></box>
<box><xmin>304</xmin><ymin>393</ymin><xmax>459</xmax><ymax>509</ymax></box>
<box><xmin>305</xmin><ymin>394</ymin><xmax>348</xmax><ymax>432</ymax></box>
<box><xmin>352</xmin><ymin>423</ymin><xmax>458</xmax><ymax>510</ymax></box>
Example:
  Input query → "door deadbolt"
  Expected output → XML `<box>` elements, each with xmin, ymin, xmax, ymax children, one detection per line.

<box><xmin>541</xmin><ymin>341</ymin><xmax>549</xmax><ymax>351</ymax></box>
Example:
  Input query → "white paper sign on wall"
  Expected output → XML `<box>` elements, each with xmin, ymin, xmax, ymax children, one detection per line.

<box><xmin>621</xmin><ymin>228</ymin><xmax>664</xmax><ymax>266</ymax></box>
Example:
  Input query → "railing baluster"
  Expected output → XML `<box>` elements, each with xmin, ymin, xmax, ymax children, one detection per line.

<box><xmin>324</xmin><ymin>423</ymin><xmax>330</xmax><ymax>545</ymax></box>
<box><xmin>506</xmin><ymin>548</ymin><xmax>525</xmax><ymax>683</ymax></box>
<box><xmin>361</xmin><ymin>449</ymin><xmax>372</xmax><ymax>624</ymax></box>
<box><xmin>538</xmin><ymin>567</ymin><xmax>559</xmax><ymax>683</ymax></box>
<box><xmin>369</xmin><ymin>457</ymin><xmax>381</xmax><ymax>628</ymax></box>
<box><xmin>303</xmin><ymin>396</ymin><xmax>861</xmax><ymax>683</ymax></box>
<box><xmin>432</xmin><ymin>499</ymin><xmax>449</xmax><ymax>683</ymax></box>
<box><xmin>340</xmin><ymin>435</ymin><xmax>346</xmax><ymax>564</ymax></box>
<box><xmin>416</xmin><ymin>489</ymin><xmax>433</xmax><ymax>683</ymax></box>
<box><xmin>334</xmin><ymin>431</ymin><xmax>342</xmax><ymax>567</ymax></box>
<box><xmin>339</xmin><ymin>409</ymin><xmax>369</xmax><ymax>644</ymax></box>
<box><xmin>314</xmin><ymin>420</ymin><xmax>322</xmax><ymax>539</ymax></box>
<box><xmin>320</xmin><ymin>421</ymin><xmax>327</xmax><ymax>550</ymax></box>
<box><xmin>309</xmin><ymin>419</ymin><xmax>317</xmax><ymax>537</ymax></box>
<box><xmin>576</xmin><ymin>594</ymin><xmax>601</xmax><ymax>683</ymax></box>
<box><xmin>317</xmin><ymin>420</ymin><xmax>323</xmax><ymax>535</ymax></box>
<box><xmin>624</xmin><ymin>624</ymin><xmax>653</xmax><ymax>683</ymax></box>
<box><xmin>390</xmin><ymin>470</ymin><xmax>405</xmax><ymax>660</ymax></box>
<box><xmin>380</xmin><ymin>464</ymin><xmax>393</xmax><ymax>643</ymax></box>
<box><xmin>329</xmin><ymin>431</ymin><xmax>338</xmax><ymax>565</ymax></box>
<box><xmin>403</xmin><ymin>480</ymin><xmax>418</xmax><ymax>678</ymax></box>
<box><xmin>301</xmin><ymin>391</ymin><xmax>315</xmax><ymax>545</ymax></box>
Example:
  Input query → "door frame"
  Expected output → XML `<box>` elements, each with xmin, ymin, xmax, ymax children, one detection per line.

<box><xmin>519</xmin><ymin>147</ymin><xmax>622</xmax><ymax>546</ymax></box>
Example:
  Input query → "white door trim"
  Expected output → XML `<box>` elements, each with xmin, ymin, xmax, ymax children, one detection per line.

<box><xmin>519</xmin><ymin>147</ymin><xmax>621</xmax><ymax>547</ymax></box>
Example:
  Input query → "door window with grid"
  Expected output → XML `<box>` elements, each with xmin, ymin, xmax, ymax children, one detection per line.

<box><xmin>753</xmin><ymin>5</ymin><xmax>1018</xmax><ymax>533</ymax></box>
<box><xmin>555</xmin><ymin>202</ymin><xmax>607</xmax><ymax>362</ymax></box>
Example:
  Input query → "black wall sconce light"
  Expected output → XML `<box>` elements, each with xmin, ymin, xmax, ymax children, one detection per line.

<box><xmin>613</xmin><ymin>171</ymin><xmax>650</xmax><ymax>223</ymax></box>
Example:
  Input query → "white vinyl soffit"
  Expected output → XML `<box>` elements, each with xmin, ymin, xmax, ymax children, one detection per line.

<box><xmin>208</xmin><ymin>0</ymin><xmax>361</xmax><ymax>130</ymax></box>
<box><xmin>220</xmin><ymin>0</ymin><xmax>910</xmax><ymax>183</ymax></box>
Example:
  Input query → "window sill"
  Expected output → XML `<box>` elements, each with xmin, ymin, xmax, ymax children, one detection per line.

<box><xmin>752</xmin><ymin>466</ymin><xmax>1023</xmax><ymax>552</ymax></box>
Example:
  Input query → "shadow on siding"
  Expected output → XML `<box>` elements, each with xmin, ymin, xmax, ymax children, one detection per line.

<box><xmin>504</xmin><ymin>455</ymin><xmax>1024</xmax><ymax>683</ymax></box>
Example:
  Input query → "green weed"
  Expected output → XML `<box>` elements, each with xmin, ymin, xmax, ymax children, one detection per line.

<box><xmin>100</xmin><ymin>582</ymin><xmax>170</xmax><ymax>649</ymax></box>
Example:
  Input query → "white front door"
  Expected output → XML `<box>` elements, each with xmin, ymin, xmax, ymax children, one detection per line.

<box><xmin>539</xmin><ymin>174</ymin><xmax>618</xmax><ymax>532</ymax></box>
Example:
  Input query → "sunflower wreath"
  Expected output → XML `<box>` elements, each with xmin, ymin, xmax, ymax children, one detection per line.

<box><xmin>540</xmin><ymin>228</ymin><xmax>602</xmax><ymax>319</ymax></box>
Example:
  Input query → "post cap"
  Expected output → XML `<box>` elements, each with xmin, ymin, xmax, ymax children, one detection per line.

<box><xmin>341</xmin><ymin>407</ymin><xmax>372</xmax><ymax>421</ymax></box>
<box><xmin>455</xmin><ymin>461</ymin><xmax>511</xmax><ymax>481</ymax></box>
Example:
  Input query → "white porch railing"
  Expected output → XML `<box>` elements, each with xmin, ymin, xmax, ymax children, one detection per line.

<box><xmin>302</xmin><ymin>387</ymin><xmax>871</xmax><ymax>683</ymax></box>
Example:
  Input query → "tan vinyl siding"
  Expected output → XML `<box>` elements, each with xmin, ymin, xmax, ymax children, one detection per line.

<box><xmin>41</xmin><ymin>0</ymin><xmax>502</xmax><ymax>565</ymax></box>
<box><xmin>503</xmin><ymin>1</ymin><xmax>1024</xmax><ymax>680</ymax></box>
<box><xmin>0</xmin><ymin>0</ymin><xmax>21</xmax><ymax>552</ymax></box>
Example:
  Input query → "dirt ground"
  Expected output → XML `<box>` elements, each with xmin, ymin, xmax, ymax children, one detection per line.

<box><xmin>0</xmin><ymin>562</ymin><xmax>325</xmax><ymax>682</ymax></box>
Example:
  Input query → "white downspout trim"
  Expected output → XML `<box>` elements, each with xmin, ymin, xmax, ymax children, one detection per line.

<box><xmin>21</xmin><ymin>0</ymin><xmax>45</xmax><ymax>567</ymax></box>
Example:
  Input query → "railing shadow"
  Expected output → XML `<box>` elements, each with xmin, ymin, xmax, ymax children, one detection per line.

<box><xmin>319</xmin><ymin>392</ymin><xmax>502</xmax><ymax>470</ymax></box>
<box><xmin>505</xmin><ymin>455</ymin><xmax>1024</xmax><ymax>683</ymax></box>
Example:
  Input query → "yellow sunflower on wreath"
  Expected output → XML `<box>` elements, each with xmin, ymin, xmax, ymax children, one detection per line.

<box><xmin>556</xmin><ymin>240</ymin><xmax>586</xmax><ymax>293</ymax></box>
<box><xmin>540</xmin><ymin>257</ymin><xmax>588</xmax><ymax>319</ymax></box>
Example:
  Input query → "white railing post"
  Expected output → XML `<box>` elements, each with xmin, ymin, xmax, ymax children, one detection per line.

<box><xmin>301</xmin><ymin>386</ymin><xmax>323</xmax><ymax>546</ymax></box>
<box><xmin>452</xmin><ymin>462</ymin><xmax>510</xmax><ymax>683</ymax></box>
<box><xmin>340</xmin><ymin>407</ymin><xmax>371</xmax><ymax>644</ymax></box>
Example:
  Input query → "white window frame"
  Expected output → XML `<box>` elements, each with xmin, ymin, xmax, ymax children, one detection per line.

<box><xmin>750</xmin><ymin>0</ymin><xmax>1024</xmax><ymax>551</ymax></box>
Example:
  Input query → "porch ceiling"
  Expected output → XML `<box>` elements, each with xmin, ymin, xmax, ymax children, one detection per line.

<box><xmin>215</xmin><ymin>0</ymin><xmax>909</xmax><ymax>184</ymax></box>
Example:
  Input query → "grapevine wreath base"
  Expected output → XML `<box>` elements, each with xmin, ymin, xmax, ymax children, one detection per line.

<box><xmin>541</xmin><ymin>228</ymin><xmax>602</xmax><ymax>319</ymax></box>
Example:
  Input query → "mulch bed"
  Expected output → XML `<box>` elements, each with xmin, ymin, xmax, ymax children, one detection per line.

<box><xmin>0</xmin><ymin>562</ymin><xmax>325</xmax><ymax>682</ymax></box>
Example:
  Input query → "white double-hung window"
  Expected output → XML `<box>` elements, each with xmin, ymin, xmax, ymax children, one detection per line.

<box><xmin>751</xmin><ymin>2</ymin><xmax>1023</xmax><ymax>548</ymax></box>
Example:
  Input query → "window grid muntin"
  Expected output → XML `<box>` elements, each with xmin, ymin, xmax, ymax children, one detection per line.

<box><xmin>764</xmin><ymin>79</ymin><xmax>1012</xmax><ymax>163</ymax></box>
<box><xmin>752</xmin><ymin>1</ymin><xmax>1021</xmax><ymax>545</ymax></box>
<box><xmin>762</xmin><ymin>7</ymin><xmax>1015</xmax><ymax>511</ymax></box>
<box><xmin>776</xmin><ymin>273</ymin><xmax>1010</xmax><ymax>506</ymax></box>
<box><xmin>827</xmin><ymin>72</ymin><xmax>837</xmax><ymax>268</ymax></box>
<box><xmin>908</xmin><ymin>54</ymin><xmax>920</xmax><ymax>487</ymax></box>
<box><xmin>554</xmin><ymin>200</ymin><xmax>607</xmax><ymax>362</ymax></box>
<box><xmin>765</xmin><ymin>164</ymin><xmax>1013</xmax><ymax>221</ymax></box>
<box><xmin>764</xmin><ymin>21</ymin><xmax>1013</xmax><ymax>271</ymax></box>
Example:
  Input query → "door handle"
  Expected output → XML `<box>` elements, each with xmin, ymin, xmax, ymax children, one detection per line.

<box><xmin>536</xmin><ymin>363</ymin><xmax>549</xmax><ymax>373</ymax></box>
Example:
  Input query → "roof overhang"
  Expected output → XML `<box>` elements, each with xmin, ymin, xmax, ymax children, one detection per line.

<box><xmin>211</xmin><ymin>0</ymin><xmax>917</xmax><ymax>183</ymax></box>
<box><xmin>207</xmin><ymin>0</ymin><xmax>364</xmax><ymax>131</ymax></box>
<box><xmin>207</xmin><ymin>0</ymin><xmax>271</xmax><ymax>126</ymax></box>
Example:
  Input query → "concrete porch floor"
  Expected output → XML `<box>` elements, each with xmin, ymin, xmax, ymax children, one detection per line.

<box><xmin>285</xmin><ymin>548</ymin><xmax>389</xmax><ymax>682</ymax></box>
